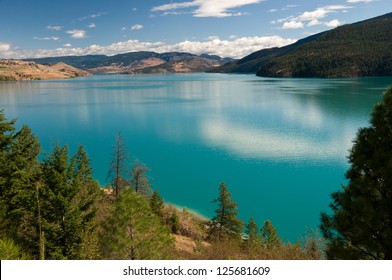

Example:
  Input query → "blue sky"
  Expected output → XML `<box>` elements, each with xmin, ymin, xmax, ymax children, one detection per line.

<box><xmin>0</xmin><ymin>0</ymin><xmax>390</xmax><ymax>59</ymax></box>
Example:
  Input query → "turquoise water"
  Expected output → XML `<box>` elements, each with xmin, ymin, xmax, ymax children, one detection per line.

<box><xmin>1</xmin><ymin>73</ymin><xmax>392</xmax><ymax>241</ymax></box>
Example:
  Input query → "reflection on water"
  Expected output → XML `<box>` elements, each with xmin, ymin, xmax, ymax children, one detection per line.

<box><xmin>1</xmin><ymin>74</ymin><xmax>392</xmax><ymax>241</ymax></box>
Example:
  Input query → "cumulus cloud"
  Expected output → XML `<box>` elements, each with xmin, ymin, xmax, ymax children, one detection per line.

<box><xmin>152</xmin><ymin>0</ymin><xmax>263</xmax><ymax>18</ymax></box>
<box><xmin>325</xmin><ymin>19</ymin><xmax>342</xmax><ymax>27</ymax></box>
<box><xmin>4</xmin><ymin>36</ymin><xmax>295</xmax><ymax>60</ymax></box>
<box><xmin>46</xmin><ymin>25</ymin><xmax>62</xmax><ymax>31</ymax></box>
<box><xmin>88</xmin><ymin>23</ymin><xmax>96</xmax><ymax>28</ymax></box>
<box><xmin>0</xmin><ymin>42</ymin><xmax>11</xmax><ymax>52</ymax></box>
<box><xmin>66</xmin><ymin>29</ymin><xmax>87</xmax><ymax>39</ymax></box>
<box><xmin>282</xmin><ymin>21</ymin><xmax>304</xmax><ymax>29</ymax></box>
<box><xmin>131</xmin><ymin>24</ymin><xmax>144</xmax><ymax>30</ymax></box>
<box><xmin>277</xmin><ymin>5</ymin><xmax>350</xmax><ymax>29</ymax></box>
<box><xmin>63</xmin><ymin>43</ymin><xmax>72</xmax><ymax>47</ymax></box>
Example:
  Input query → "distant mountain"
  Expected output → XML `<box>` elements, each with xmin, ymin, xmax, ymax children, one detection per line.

<box><xmin>0</xmin><ymin>59</ymin><xmax>90</xmax><ymax>81</ymax></box>
<box><xmin>26</xmin><ymin>52</ymin><xmax>235</xmax><ymax>74</ymax></box>
<box><xmin>211</xmin><ymin>12</ymin><xmax>392</xmax><ymax>78</ymax></box>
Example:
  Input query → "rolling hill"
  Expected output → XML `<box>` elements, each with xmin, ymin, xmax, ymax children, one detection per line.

<box><xmin>0</xmin><ymin>60</ymin><xmax>90</xmax><ymax>81</ymax></box>
<box><xmin>27</xmin><ymin>52</ymin><xmax>234</xmax><ymax>74</ymax></box>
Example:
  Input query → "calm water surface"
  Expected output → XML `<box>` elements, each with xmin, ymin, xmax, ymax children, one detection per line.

<box><xmin>1</xmin><ymin>73</ymin><xmax>392</xmax><ymax>241</ymax></box>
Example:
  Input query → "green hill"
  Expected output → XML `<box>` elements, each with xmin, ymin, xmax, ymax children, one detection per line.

<box><xmin>211</xmin><ymin>13</ymin><xmax>392</xmax><ymax>78</ymax></box>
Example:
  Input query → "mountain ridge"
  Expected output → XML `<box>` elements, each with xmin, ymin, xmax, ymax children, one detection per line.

<box><xmin>25</xmin><ymin>52</ymin><xmax>234</xmax><ymax>74</ymax></box>
<box><xmin>210</xmin><ymin>12</ymin><xmax>392</xmax><ymax>78</ymax></box>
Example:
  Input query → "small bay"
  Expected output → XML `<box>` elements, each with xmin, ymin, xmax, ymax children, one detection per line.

<box><xmin>1</xmin><ymin>73</ymin><xmax>392</xmax><ymax>241</ymax></box>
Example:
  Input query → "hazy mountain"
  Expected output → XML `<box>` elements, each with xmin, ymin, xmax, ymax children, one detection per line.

<box><xmin>26</xmin><ymin>52</ymin><xmax>235</xmax><ymax>74</ymax></box>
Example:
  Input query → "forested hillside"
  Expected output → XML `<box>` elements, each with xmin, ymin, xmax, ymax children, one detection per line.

<box><xmin>211</xmin><ymin>13</ymin><xmax>392</xmax><ymax>78</ymax></box>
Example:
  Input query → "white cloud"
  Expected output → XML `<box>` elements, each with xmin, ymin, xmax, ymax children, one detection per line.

<box><xmin>152</xmin><ymin>0</ymin><xmax>263</xmax><ymax>18</ymax></box>
<box><xmin>79</xmin><ymin>12</ymin><xmax>107</xmax><ymax>21</ymax></box>
<box><xmin>346</xmin><ymin>0</ymin><xmax>373</xmax><ymax>3</ymax></box>
<box><xmin>33</xmin><ymin>36</ymin><xmax>60</xmax><ymax>41</ymax></box>
<box><xmin>277</xmin><ymin>5</ymin><xmax>350</xmax><ymax>29</ymax></box>
<box><xmin>63</xmin><ymin>43</ymin><xmax>72</xmax><ymax>47</ymax></box>
<box><xmin>325</xmin><ymin>19</ymin><xmax>342</xmax><ymax>27</ymax></box>
<box><xmin>4</xmin><ymin>36</ymin><xmax>295</xmax><ymax>59</ymax></box>
<box><xmin>0</xmin><ymin>42</ymin><xmax>11</xmax><ymax>52</ymax></box>
<box><xmin>88</xmin><ymin>23</ymin><xmax>96</xmax><ymax>28</ymax></box>
<box><xmin>282</xmin><ymin>21</ymin><xmax>304</xmax><ymax>29</ymax></box>
<box><xmin>131</xmin><ymin>24</ymin><xmax>144</xmax><ymax>30</ymax></box>
<box><xmin>46</xmin><ymin>25</ymin><xmax>62</xmax><ymax>31</ymax></box>
<box><xmin>66</xmin><ymin>29</ymin><xmax>87</xmax><ymax>39</ymax></box>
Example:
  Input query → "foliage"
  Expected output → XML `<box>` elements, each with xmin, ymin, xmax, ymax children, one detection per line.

<box><xmin>130</xmin><ymin>162</ymin><xmax>151</xmax><ymax>196</ymax></box>
<box><xmin>39</xmin><ymin>145</ymin><xmax>101</xmax><ymax>259</ymax></box>
<box><xmin>169</xmin><ymin>212</ymin><xmax>180</xmax><ymax>234</ymax></box>
<box><xmin>0</xmin><ymin>112</ymin><xmax>41</xmax><ymax>257</ymax></box>
<box><xmin>209</xmin><ymin>182</ymin><xmax>243</xmax><ymax>241</ymax></box>
<box><xmin>257</xmin><ymin>14</ymin><xmax>392</xmax><ymax>78</ymax></box>
<box><xmin>244</xmin><ymin>217</ymin><xmax>261</xmax><ymax>248</ymax></box>
<box><xmin>212</xmin><ymin>13</ymin><xmax>392</xmax><ymax>78</ymax></box>
<box><xmin>150</xmin><ymin>189</ymin><xmax>164</xmax><ymax>219</ymax></box>
<box><xmin>321</xmin><ymin>86</ymin><xmax>392</xmax><ymax>259</ymax></box>
<box><xmin>0</xmin><ymin>238</ymin><xmax>29</xmax><ymax>260</ymax></box>
<box><xmin>107</xmin><ymin>132</ymin><xmax>129</xmax><ymax>197</ymax></box>
<box><xmin>99</xmin><ymin>189</ymin><xmax>174</xmax><ymax>259</ymax></box>
<box><xmin>261</xmin><ymin>220</ymin><xmax>282</xmax><ymax>248</ymax></box>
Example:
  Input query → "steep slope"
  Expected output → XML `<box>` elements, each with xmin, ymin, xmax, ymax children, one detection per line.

<box><xmin>211</xmin><ymin>12</ymin><xmax>392</xmax><ymax>78</ymax></box>
<box><xmin>0</xmin><ymin>60</ymin><xmax>90</xmax><ymax>81</ymax></box>
<box><xmin>209</xmin><ymin>32</ymin><xmax>325</xmax><ymax>74</ymax></box>
<box><xmin>256</xmin><ymin>13</ymin><xmax>392</xmax><ymax>78</ymax></box>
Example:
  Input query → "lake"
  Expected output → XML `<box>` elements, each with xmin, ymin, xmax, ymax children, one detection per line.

<box><xmin>1</xmin><ymin>73</ymin><xmax>392</xmax><ymax>242</ymax></box>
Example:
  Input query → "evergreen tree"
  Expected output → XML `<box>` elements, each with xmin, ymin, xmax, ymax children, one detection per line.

<box><xmin>321</xmin><ymin>86</ymin><xmax>392</xmax><ymax>260</ymax></box>
<box><xmin>245</xmin><ymin>217</ymin><xmax>261</xmax><ymax>245</ymax></box>
<box><xmin>169</xmin><ymin>212</ymin><xmax>180</xmax><ymax>234</ymax></box>
<box><xmin>70</xmin><ymin>146</ymin><xmax>101</xmax><ymax>259</ymax></box>
<box><xmin>0</xmin><ymin>110</ymin><xmax>16</xmax><ymax>198</ymax></box>
<box><xmin>40</xmin><ymin>145</ymin><xmax>99</xmax><ymax>259</ymax></box>
<box><xmin>99</xmin><ymin>189</ymin><xmax>174</xmax><ymax>259</ymax></box>
<box><xmin>0</xmin><ymin>237</ymin><xmax>29</xmax><ymax>260</ymax></box>
<box><xmin>150</xmin><ymin>189</ymin><xmax>164</xmax><ymax>219</ymax></box>
<box><xmin>107</xmin><ymin>132</ymin><xmax>129</xmax><ymax>197</ymax></box>
<box><xmin>130</xmin><ymin>162</ymin><xmax>151</xmax><ymax>196</ymax></box>
<box><xmin>0</xmin><ymin>116</ymin><xmax>41</xmax><ymax>256</ymax></box>
<box><xmin>261</xmin><ymin>220</ymin><xmax>282</xmax><ymax>248</ymax></box>
<box><xmin>209</xmin><ymin>182</ymin><xmax>243</xmax><ymax>241</ymax></box>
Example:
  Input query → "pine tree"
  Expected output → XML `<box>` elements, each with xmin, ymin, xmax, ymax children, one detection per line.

<box><xmin>70</xmin><ymin>146</ymin><xmax>101</xmax><ymax>259</ymax></box>
<box><xmin>40</xmin><ymin>145</ymin><xmax>99</xmax><ymax>259</ymax></box>
<box><xmin>209</xmin><ymin>182</ymin><xmax>243</xmax><ymax>241</ymax></box>
<box><xmin>245</xmin><ymin>217</ymin><xmax>261</xmax><ymax>245</ymax></box>
<box><xmin>0</xmin><ymin>119</ymin><xmax>41</xmax><ymax>256</ymax></box>
<box><xmin>321</xmin><ymin>86</ymin><xmax>392</xmax><ymax>260</ymax></box>
<box><xmin>130</xmin><ymin>162</ymin><xmax>151</xmax><ymax>196</ymax></box>
<box><xmin>150</xmin><ymin>189</ymin><xmax>164</xmax><ymax>219</ymax></box>
<box><xmin>107</xmin><ymin>132</ymin><xmax>129</xmax><ymax>197</ymax></box>
<box><xmin>99</xmin><ymin>189</ymin><xmax>174</xmax><ymax>259</ymax></box>
<box><xmin>261</xmin><ymin>220</ymin><xmax>282</xmax><ymax>248</ymax></box>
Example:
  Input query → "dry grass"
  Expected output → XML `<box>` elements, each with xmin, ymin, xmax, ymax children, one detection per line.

<box><xmin>0</xmin><ymin>59</ymin><xmax>90</xmax><ymax>81</ymax></box>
